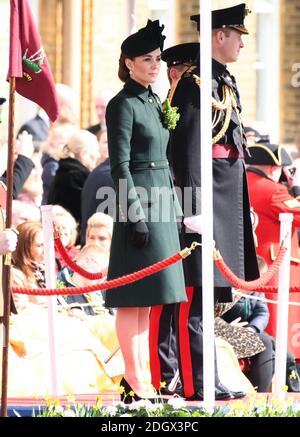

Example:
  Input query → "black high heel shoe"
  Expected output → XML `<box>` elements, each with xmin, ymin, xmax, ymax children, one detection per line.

<box><xmin>119</xmin><ymin>377</ymin><xmax>143</xmax><ymax>404</ymax></box>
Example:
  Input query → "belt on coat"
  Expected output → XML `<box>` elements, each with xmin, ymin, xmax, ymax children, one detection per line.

<box><xmin>130</xmin><ymin>159</ymin><xmax>169</xmax><ymax>170</ymax></box>
<box><xmin>213</xmin><ymin>143</ymin><xmax>244</xmax><ymax>159</ymax></box>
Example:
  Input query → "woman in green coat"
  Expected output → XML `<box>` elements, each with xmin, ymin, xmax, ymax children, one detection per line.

<box><xmin>104</xmin><ymin>20</ymin><xmax>186</xmax><ymax>401</ymax></box>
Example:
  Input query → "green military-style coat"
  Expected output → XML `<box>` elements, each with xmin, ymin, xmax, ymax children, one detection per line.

<box><xmin>105</xmin><ymin>78</ymin><xmax>186</xmax><ymax>308</ymax></box>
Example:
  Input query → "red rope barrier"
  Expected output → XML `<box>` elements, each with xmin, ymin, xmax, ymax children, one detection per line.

<box><xmin>214</xmin><ymin>245</ymin><xmax>287</xmax><ymax>291</ymax></box>
<box><xmin>12</xmin><ymin>243</ymin><xmax>198</xmax><ymax>296</ymax></box>
<box><xmin>54</xmin><ymin>233</ymin><xmax>106</xmax><ymax>280</ymax></box>
<box><xmin>254</xmin><ymin>285</ymin><xmax>300</xmax><ymax>293</ymax></box>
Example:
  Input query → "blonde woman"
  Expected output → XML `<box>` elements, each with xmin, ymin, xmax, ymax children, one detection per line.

<box><xmin>85</xmin><ymin>212</ymin><xmax>113</xmax><ymax>253</ymax></box>
<box><xmin>52</xmin><ymin>204</ymin><xmax>79</xmax><ymax>270</ymax></box>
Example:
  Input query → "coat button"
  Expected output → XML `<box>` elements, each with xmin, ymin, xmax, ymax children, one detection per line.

<box><xmin>148</xmin><ymin>98</ymin><xmax>153</xmax><ymax>103</ymax></box>
<box><xmin>150</xmin><ymin>162</ymin><xmax>155</xmax><ymax>167</ymax></box>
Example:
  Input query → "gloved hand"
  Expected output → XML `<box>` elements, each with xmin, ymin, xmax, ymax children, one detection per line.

<box><xmin>176</xmin><ymin>219</ymin><xmax>182</xmax><ymax>234</ymax></box>
<box><xmin>130</xmin><ymin>220</ymin><xmax>150</xmax><ymax>248</ymax></box>
<box><xmin>183</xmin><ymin>214</ymin><xmax>203</xmax><ymax>234</ymax></box>
<box><xmin>282</xmin><ymin>165</ymin><xmax>300</xmax><ymax>189</ymax></box>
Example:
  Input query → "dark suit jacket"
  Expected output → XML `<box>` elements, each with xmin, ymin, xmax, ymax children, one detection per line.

<box><xmin>80</xmin><ymin>158</ymin><xmax>115</xmax><ymax>244</ymax></box>
<box><xmin>1</xmin><ymin>155</ymin><xmax>34</xmax><ymax>199</ymax></box>
<box><xmin>86</xmin><ymin>123</ymin><xmax>101</xmax><ymax>138</ymax></box>
<box><xmin>48</xmin><ymin>157</ymin><xmax>90</xmax><ymax>228</ymax></box>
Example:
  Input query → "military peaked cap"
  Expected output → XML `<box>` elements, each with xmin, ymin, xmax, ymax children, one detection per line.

<box><xmin>121</xmin><ymin>19</ymin><xmax>165</xmax><ymax>57</ymax></box>
<box><xmin>191</xmin><ymin>3</ymin><xmax>250</xmax><ymax>34</ymax></box>
<box><xmin>245</xmin><ymin>143</ymin><xmax>293</xmax><ymax>167</ymax></box>
<box><xmin>161</xmin><ymin>43</ymin><xmax>199</xmax><ymax>67</ymax></box>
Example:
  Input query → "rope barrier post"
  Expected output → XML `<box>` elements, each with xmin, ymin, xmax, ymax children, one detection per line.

<box><xmin>200</xmin><ymin>0</ymin><xmax>215</xmax><ymax>408</ymax></box>
<box><xmin>274</xmin><ymin>213</ymin><xmax>293</xmax><ymax>398</ymax></box>
<box><xmin>127</xmin><ymin>0</ymin><xmax>136</xmax><ymax>35</ymax></box>
<box><xmin>41</xmin><ymin>205</ymin><xmax>62</xmax><ymax>396</ymax></box>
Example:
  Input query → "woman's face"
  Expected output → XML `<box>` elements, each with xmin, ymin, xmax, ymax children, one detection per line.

<box><xmin>31</xmin><ymin>230</ymin><xmax>44</xmax><ymax>263</ymax></box>
<box><xmin>127</xmin><ymin>48</ymin><xmax>161</xmax><ymax>88</ymax></box>
<box><xmin>54</xmin><ymin>216</ymin><xmax>73</xmax><ymax>247</ymax></box>
<box><xmin>86</xmin><ymin>226</ymin><xmax>111</xmax><ymax>251</ymax></box>
<box><xmin>80</xmin><ymin>140</ymin><xmax>101</xmax><ymax>171</ymax></box>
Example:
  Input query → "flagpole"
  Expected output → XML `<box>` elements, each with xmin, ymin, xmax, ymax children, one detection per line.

<box><xmin>200</xmin><ymin>0</ymin><xmax>215</xmax><ymax>407</ymax></box>
<box><xmin>1</xmin><ymin>77</ymin><xmax>16</xmax><ymax>417</ymax></box>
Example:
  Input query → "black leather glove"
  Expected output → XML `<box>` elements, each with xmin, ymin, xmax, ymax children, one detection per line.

<box><xmin>130</xmin><ymin>220</ymin><xmax>150</xmax><ymax>248</ymax></box>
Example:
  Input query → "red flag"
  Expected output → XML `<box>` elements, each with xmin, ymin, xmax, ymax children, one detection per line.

<box><xmin>7</xmin><ymin>0</ymin><xmax>59</xmax><ymax>122</ymax></box>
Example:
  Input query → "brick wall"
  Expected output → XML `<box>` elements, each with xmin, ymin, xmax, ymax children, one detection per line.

<box><xmin>1</xmin><ymin>0</ymin><xmax>300</xmax><ymax>143</ymax></box>
<box><xmin>90</xmin><ymin>0</ymin><xmax>150</xmax><ymax>126</ymax></box>
<box><xmin>280</xmin><ymin>0</ymin><xmax>300</xmax><ymax>143</ymax></box>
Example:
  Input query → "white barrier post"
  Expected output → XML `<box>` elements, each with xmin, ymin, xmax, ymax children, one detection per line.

<box><xmin>200</xmin><ymin>0</ymin><xmax>215</xmax><ymax>407</ymax></box>
<box><xmin>41</xmin><ymin>205</ymin><xmax>61</xmax><ymax>396</ymax></box>
<box><xmin>127</xmin><ymin>0</ymin><xmax>136</xmax><ymax>35</ymax></box>
<box><xmin>274</xmin><ymin>213</ymin><xmax>293</xmax><ymax>397</ymax></box>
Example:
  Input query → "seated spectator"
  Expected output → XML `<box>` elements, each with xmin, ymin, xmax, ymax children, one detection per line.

<box><xmin>52</xmin><ymin>204</ymin><xmax>79</xmax><ymax>270</ymax></box>
<box><xmin>55</xmin><ymin>83</ymin><xmax>78</xmax><ymax>126</ymax></box>
<box><xmin>41</xmin><ymin>122</ymin><xmax>76</xmax><ymax>205</ymax></box>
<box><xmin>86</xmin><ymin>90</ymin><xmax>113</xmax><ymax>140</ymax></box>
<box><xmin>216</xmin><ymin>294</ymin><xmax>274</xmax><ymax>393</ymax></box>
<box><xmin>48</xmin><ymin>129</ymin><xmax>100</xmax><ymax>231</ymax></box>
<box><xmin>11</xmin><ymin>221</ymin><xmax>47</xmax><ymax>309</ymax></box>
<box><xmin>80</xmin><ymin>129</ymin><xmax>115</xmax><ymax>243</ymax></box>
<box><xmin>10</xmin><ymin>224</ymin><xmax>123</xmax><ymax>395</ymax></box>
<box><xmin>85</xmin><ymin>212</ymin><xmax>113</xmax><ymax>253</ymax></box>
<box><xmin>57</xmin><ymin>244</ymin><xmax>118</xmax><ymax>346</ymax></box>
<box><xmin>58</xmin><ymin>243</ymin><xmax>108</xmax><ymax>313</ymax></box>
<box><xmin>221</xmin><ymin>256</ymin><xmax>300</xmax><ymax>392</ymax></box>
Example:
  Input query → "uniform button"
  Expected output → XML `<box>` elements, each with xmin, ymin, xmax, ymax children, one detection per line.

<box><xmin>148</xmin><ymin>98</ymin><xmax>153</xmax><ymax>103</ymax></box>
<box><xmin>150</xmin><ymin>162</ymin><xmax>155</xmax><ymax>167</ymax></box>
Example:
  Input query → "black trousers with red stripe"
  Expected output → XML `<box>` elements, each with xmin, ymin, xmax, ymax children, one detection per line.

<box><xmin>150</xmin><ymin>286</ymin><xmax>228</xmax><ymax>397</ymax></box>
<box><xmin>149</xmin><ymin>303</ymin><xmax>178</xmax><ymax>390</ymax></box>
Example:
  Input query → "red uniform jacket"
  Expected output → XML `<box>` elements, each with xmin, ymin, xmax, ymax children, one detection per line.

<box><xmin>247</xmin><ymin>169</ymin><xmax>300</xmax><ymax>286</ymax></box>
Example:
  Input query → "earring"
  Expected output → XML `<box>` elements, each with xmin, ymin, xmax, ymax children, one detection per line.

<box><xmin>129</xmin><ymin>70</ymin><xmax>132</xmax><ymax>75</ymax></box>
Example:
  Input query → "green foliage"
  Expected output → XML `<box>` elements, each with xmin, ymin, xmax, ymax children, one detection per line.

<box><xmin>162</xmin><ymin>98</ymin><xmax>180</xmax><ymax>130</ymax></box>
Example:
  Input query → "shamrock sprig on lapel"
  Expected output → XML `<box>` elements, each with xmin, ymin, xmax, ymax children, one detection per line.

<box><xmin>162</xmin><ymin>98</ymin><xmax>180</xmax><ymax>130</ymax></box>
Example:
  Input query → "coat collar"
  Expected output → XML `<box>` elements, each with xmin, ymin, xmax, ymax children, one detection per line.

<box><xmin>212</xmin><ymin>58</ymin><xmax>228</xmax><ymax>79</ymax></box>
<box><xmin>123</xmin><ymin>78</ymin><xmax>153</xmax><ymax>103</ymax></box>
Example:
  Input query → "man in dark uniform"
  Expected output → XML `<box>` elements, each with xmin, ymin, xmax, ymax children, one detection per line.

<box><xmin>152</xmin><ymin>4</ymin><xmax>259</xmax><ymax>401</ymax></box>
<box><xmin>149</xmin><ymin>42</ymin><xmax>199</xmax><ymax>396</ymax></box>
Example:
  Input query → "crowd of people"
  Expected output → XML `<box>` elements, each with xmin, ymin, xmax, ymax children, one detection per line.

<box><xmin>1</xmin><ymin>3</ymin><xmax>300</xmax><ymax>400</ymax></box>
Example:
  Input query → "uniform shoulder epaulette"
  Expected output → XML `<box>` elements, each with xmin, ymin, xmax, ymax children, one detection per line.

<box><xmin>283</xmin><ymin>198</ymin><xmax>300</xmax><ymax>209</ymax></box>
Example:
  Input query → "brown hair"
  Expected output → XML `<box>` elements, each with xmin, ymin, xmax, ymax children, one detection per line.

<box><xmin>12</xmin><ymin>221</ymin><xmax>43</xmax><ymax>281</ymax></box>
<box><xmin>212</xmin><ymin>27</ymin><xmax>232</xmax><ymax>38</ymax></box>
<box><xmin>118</xmin><ymin>53</ymin><xmax>134</xmax><ymax>82</ymax></box>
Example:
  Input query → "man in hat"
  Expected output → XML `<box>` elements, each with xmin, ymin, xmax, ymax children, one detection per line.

<box><xmin>245</xmin><ymin>143</ymin><xmax>300</xmax><ymax>360</ymax></box>
<box><xmin>246</xmin><ymin>143</ymin><xmax>300</xmax><ymax>277</ymax></box>
<box><xmin>162</xmin><ymin>42</ymin><xmax>199</xmax><ymax>87</ymax></box>
<box><xmin>163</xmin><ymin>4</ymin><xmax>259</xmax><ymax>401</ymax></box>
